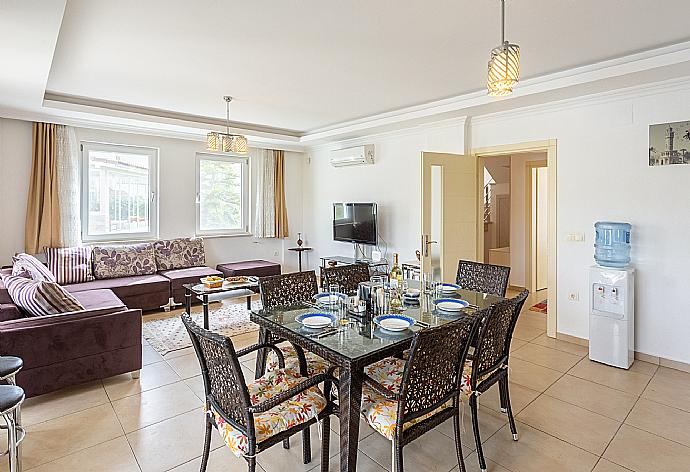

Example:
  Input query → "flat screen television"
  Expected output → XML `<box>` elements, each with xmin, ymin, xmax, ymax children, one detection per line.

<box><xmin>333</xmin><ymin>203</ymin><xmax>377</xmax><ymax>245</ymax></box>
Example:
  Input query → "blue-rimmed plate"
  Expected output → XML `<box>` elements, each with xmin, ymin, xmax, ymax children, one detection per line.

<box><xmin>434</xmin><ymin>298</ymin><xmax>469</xmax><ymax>312</ymax></box>
<box><xmin>439</xmin><ymin>283</ymin><xmax>461</xmax><ymax>293</ymax></box>
<box><xmin>373</xmin><ymin>314</ymin><xmax>416</xmax><ymax>332</ymax></box>
<box><xmin>295</xmin><ymin>312</ymin><xmax>337</xmax><ymax>329</ymax></box>
<box><xmin>313</xmin><ymin>292</ymin><xmax>347</xmax><ymax>306</ymax></box>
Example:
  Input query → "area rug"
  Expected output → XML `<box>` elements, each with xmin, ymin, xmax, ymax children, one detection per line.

<box><xmin>529</xmin><ymin>299</ymin><xmax>548</xmax><ymax>314</ymax></box>
<box><xmin>143</xmin><ymin>302</ymin><xmax>261</xmax><ymax>355</ymax></box>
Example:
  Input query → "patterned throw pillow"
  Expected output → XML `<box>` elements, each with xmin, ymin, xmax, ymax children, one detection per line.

<box><xmin>11</xmin><ymin>253</ymin><xmax>56</xmax><ymax>282</ymax></box>
<box><xmin>2</xmin><ymin>274</ymin><xmax>84</xmax><ymax>317</ymax></box>
<box><xmin>92</xmin><ymin>243</ymin><xmax>158</xmax><ymax>279</ymax></box>
<box><xmin>153</xmin><ymin>237</ymin><xmax>206</xmax><ymax>270</ymax></box>
<box><xmin>45</xmin><ymin>246</ymin><xmax>95</xmax><ymax>285</ymax></box>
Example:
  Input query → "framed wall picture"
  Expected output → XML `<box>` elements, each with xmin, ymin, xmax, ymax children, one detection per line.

<box><xmin>649</xmin><ymin>120</ymin><xmax>690</xmax><ymax>166</ymax></box>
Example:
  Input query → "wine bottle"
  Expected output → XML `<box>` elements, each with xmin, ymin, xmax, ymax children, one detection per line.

<box><xmin>389</xmin><ymin>253</ymin><xmax>403</xmax><ymax>288</ymax></box>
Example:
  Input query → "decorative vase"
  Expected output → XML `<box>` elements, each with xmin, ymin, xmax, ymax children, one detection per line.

<box><xmin>297</xmin><ymin>233</ymin><xmax>303</xmax><ymax>247</ymax></box>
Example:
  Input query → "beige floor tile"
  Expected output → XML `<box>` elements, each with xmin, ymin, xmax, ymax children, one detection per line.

<box><xmin>478</xmin><ymin>381</ymin><xmax>541</xmax><ymax>415</ymax></box>
<box><xmin>256</xmin><ymin>423</ymin><xmax>339</xmax><ymax>472</ymax></box>
<box><xmin>532</xmin><ymin>333</ymin><xmax>589</xmax><ymax>356</ymax></box>
<box><xmin>506</xmin><ymin>358</ymin><xmax>563</xmax><ymax>392</ymax></box>
<box><xmin>112</xmin><ymin>381</ymin><xmax>201</xmax><ymax>433</ymax></box>
<box><xmin>162</xmin><ymin>346</ymin><xmax>195</xmax><ymax>360</ymax></box>
<box><xmin>625</xmin><ymin>398</ymin><xmax>690</xmax><ymax>447</ymax></box>
<box><xmin>512</xmin><ymin>324</ymin><xmax>545</xmax><ymax>342</ymax></box>
<box><xmin>451</xmin><ymin>451</ymin><xmax>511</xmax><ymax>472</ymax></box>
<box><xmin>435</xmin><ymin>404</ymin><xmax>507</xmax><ymax>455</ymax></box>
<box><xmin>545</xmin><ymin>374</ymin><xmax>638</xmax><ymax>421</ymax></box>
<box><xmin>511</xmin><ymin>343</ymin><xmax>583</xmax><ymax>372</ymax></box>
<box><xmin>568</xmin><ymin>358</ymin><xmax>655</xmax><ymax>395</ymax></box>
<box><xmin>103</xmin><ymin>361</ymin><xmax>181</xmax><ymax>401</ymax></box>
<box><xmin>21</xmin><ymin>380</ymin><xmax>110</xmax><ymax>426</ymax></box>
<box><xmin>169</xmin><ymin>445</ymin><xmax>264</xmax><ymax>472</ymax></box>
<box><xmin>517</xmin><ymin>394</ymin><xmax>621</xmax><ymax>455</ymax></box>
<box><xmin>358</xmin><ymin>427</ymin><xmax>464</xmax><ymax>472</ymax></box>
<box><xmin>26</xmin><ymin>437</ymin><xmax>140</xmax><ymax>472</ymax></box>
<box><xmin>603</xmin><ymin>424</ymin><xmax>690</xmax><ymax>472</ymax></box>
<box><xmin>183</xmin><ymin>374</ymin><xmax>206</xmax><ymax>401</ymax></box>
<box><xmin>516</xmin><ymin>313</ymin><xmax>547</xmax><ymax>331</ymax></box>
<box><xmin>20</xmin><ymin>404</ymin><xmax>124</xmax><ymax>470</ymax></box>
<box><xmin>508</xmin><ymin>338</ymin><xmax>528</xmax><ymax>352</ymax></box>
<box><xmin>329</xmin><ymin>414</ymin><xmax>376</xmax><ymax>442</ymax></box>
<box><xmin>307</xmin><ymin>450</ymin><xmax>387</xmax><ymax>472</ymax></box>
<box><xmin>232</xmin><ymin>330</ymin><xmax>262</xmax><ymax>351</ymax></box>
<box><xmin>142</xmin><ymin>343</ymin><xmax>164</xmax><ymax>366</ymax></box>
<box><xmin>642</xmin><ymin>366</ymin><xmax>690</xmax><ymax>413</ymax></box>
<box><xmin>127</xmin><ymin>408</ymin><xmax>222</xmax><ymax>472</ymax></box>
<box><xmin>593</xmin><ymin>458</ymin><xmax>634</xmax><ymax>472</ymax></box>
<box><xmin>482</xmin><ymin>422</ymin><xmax>599</xmax><ymax>472</ymax></box>
<box><xmin>166</xmin><ymin>353</ymin><xmax>202</xmax><ymax>379</ymax></box>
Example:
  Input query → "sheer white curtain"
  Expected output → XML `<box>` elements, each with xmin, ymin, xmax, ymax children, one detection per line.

<box><xmin>254</xmin><ymin>149</ymin><xmax>277</xmax><ymax>238</ymax></box>
<box><xmin>56</xmin><ymin>125</ymin><xmax>81</xmax><ymax>246</ymax></box>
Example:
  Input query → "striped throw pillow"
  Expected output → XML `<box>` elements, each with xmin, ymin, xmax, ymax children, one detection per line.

<box><xmin>2</xmin><ymin>274</ymin><xmax>84</xmax><ymax>317</ymax></box>
<box><xmin>45</xmin><ymin>247</ymin><xmax>95</xmax><ymax>285</ymax></box>
<box><xmin>12</xmin><ymin>253</ymin><xmax>56</xmax><ymax>282</ymax></box>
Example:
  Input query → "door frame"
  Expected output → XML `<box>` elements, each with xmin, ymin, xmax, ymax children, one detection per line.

<box><xmin>473</xmin><ymin>140</ymin><xmax>557</xmax><ymax>338</ymax></box>
<box><xmin>525</xmin><ymin>159</ymin><xmax>548</xmax><ymax>294</ymax></box>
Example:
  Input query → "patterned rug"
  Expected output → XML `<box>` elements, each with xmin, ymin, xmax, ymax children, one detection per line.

<box><xmin>143</xmin><ymin>302</ymin><xmax>261</xmax><ymax>355</ymax></box>
<box><xmin>529</xmin><ymin>299</ymin><xmax>548</xmax><ymax>314</ymax></box>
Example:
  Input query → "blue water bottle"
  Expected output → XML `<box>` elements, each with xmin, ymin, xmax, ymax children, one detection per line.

<box><xmin>594</xmin><ymin>222</ymin><xmax>631</xmax><ymax>268</ymax></box>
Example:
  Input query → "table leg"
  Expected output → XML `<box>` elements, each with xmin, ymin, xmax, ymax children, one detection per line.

<box><xmin>202</xmin><ymin>295</ymin><xmax>209</xmax><ymax>330</ymax></box>
<box><xmin>185</xmin><ymin>289</ymin><xmax>192</xmax><ymax>315</ymax></box>
<box><xmin>298</xmin><ymin>251</ymin><xmax>303</xmax><ymax>272</ymax></box>
<box><xmin>246</xmin><ymin>295</ymin><xmax>252</xmax><ymax>310</ymax></box>
<box><xmin>254</xmin><ymin>327</ymin><xmax>270</xmax><ymax>379</ymax></box>
<box><xmin>339</xmin><ymin>365</ymin><xmax>363</xmax><ymax>472</ymax></box>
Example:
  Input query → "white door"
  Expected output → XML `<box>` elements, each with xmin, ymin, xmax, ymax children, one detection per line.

<box><xmin>421</xmin><ymin>152</ymin><xmax>479</xmax><ymax>283</ymax></box>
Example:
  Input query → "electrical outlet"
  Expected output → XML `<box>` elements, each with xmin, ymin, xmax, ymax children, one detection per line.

<box><xmin>273</xmin><ymin>250</ymin><xmax>279</xmax><ymax>257</ymax></box>
<box><xmin>568</xmin><ymin>292</ymin><xmax>579</xmax><ymax>301</ymax></box>
<box><xmin>566</xmin><ymin>233</ymin><xmax>585</xmax><ymax>242</ymax></box>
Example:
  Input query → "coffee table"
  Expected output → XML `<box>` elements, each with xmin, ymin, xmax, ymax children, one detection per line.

<box><xmin>183</xmin><ymin>279</ymin><xmax>260</xmax><ymax>330</ymax></box>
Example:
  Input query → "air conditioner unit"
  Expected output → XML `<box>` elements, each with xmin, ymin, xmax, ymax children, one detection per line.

<box><xmin>330</xmin><ymin>145</ymin><xmax>375</xmax><ymax>167</ymax></box>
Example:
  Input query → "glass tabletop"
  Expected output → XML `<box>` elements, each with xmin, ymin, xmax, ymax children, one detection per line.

<box><xmin>183</xmin><ymin>279</ymin><xmax>259</xmax><ymax>295</ymax></box>
<box><xmin>251</xmin><ymin>282</ymin><xmax>504</xmax><ymax>362</ymax></box>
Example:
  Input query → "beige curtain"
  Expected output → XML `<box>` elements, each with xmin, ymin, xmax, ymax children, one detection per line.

<box><xmin>25</xmin><ymin>123</ymin><xmax>62</xmax><ymax>254</ymax></box>
<box><xmin>273</xmin><ymin>150</ymin><xmax>289</xmax><ymax>238</ymax></box>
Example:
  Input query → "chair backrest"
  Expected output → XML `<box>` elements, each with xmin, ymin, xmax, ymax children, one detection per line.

<box><xmin>397</xmin><ymin>315</ymin><xmax>479</xmax><ymax>426</ymax></box>
<box><xmin>472</xmin><ymin>289</ymin><xmax>529</xmax><ymax>380</ymax></box>
<box><xmin>258</xmin><ymin>270</ymin><xmax>319</xmax><ymax>310</ymax></box>
<box><xmin>321</xmin><ymin>263</ymin><xmax>371</xmax><ymax>295</ymax></box>
<box><xmin>455</xmin><ymin>260</ymin><xmax>511</xmax><ymax>297</ymax></box>
<box><xmin>181</xmin><ymin>313</ymin><xmax>253</xmax><ymax>434</ymax></box>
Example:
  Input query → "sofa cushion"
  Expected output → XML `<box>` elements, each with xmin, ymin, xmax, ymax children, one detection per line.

<box><xmin>12</xmin><ymin>253</ymin><xmax>56</xmax><ymax>282</ymax></box>
<box><xmin>92</xmin><ymin>243</ymin><xmax>157</xmax><ymax>279</ymax></box>
<box><xmin>70</xmin><ymin>289</ymin><xmax>125</xmax><ymax>312</ymax></box>
<box><xmin>0</xmin><ymin>268</ymin><xmax>13</xmax><ymax>304</ymax></box>
<box><xmin>153</xmin><ymin>238</ymin><xmax>205</xmax><ymax>270</ymax></box>
<box><xmin>158</xmin><ymin>266</ymin><xmax>222</xmax><ymax>291</ymax></box>
<box><xmin>64</xmin><ymin>274</ymin><xmax>170</xmax><ymax>298</ymax></box>
<box><xmin>217</xmin><ymin>260</ymin><xmax>281</xmax><ymax>278</ymax></box>
<box><xmin>0</xmin><ymin>304</ymin><xmax>22</xmax><ymax>323</ymax></box>
<box><xmin>45</xmin><ymin>246</ymin><xmax>95</xmax><ymax>284</ymax></box>
<box><xmin>1</xmin><ymin>274</ymin><xmax>84</xmax><ymax>317</ymax></box>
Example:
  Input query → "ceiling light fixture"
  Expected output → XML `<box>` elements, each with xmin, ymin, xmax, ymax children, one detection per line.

<box><xmin>207</xmin><ymin>96</ymin><xmax>248</xmax><ymax>154</ymax></box>
<box><xmin>487</xmin><ymin>0</ymin><xmax>520</xmax><ymax>97</ymax></box>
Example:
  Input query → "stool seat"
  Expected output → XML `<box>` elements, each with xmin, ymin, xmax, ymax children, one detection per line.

<box><xmin>0</xmin><ymin>386</ymin><xmax>23</xmax><ymax>413</ymax></box>
<box><xmin>0</xmin><ymin>357</ymin><xmax>22</xmax><ymax>379</ymax></box>
<box><xmin>217</xmin><ymin>260</ymin><xmax>281</xmax><ymax>278</ymax></box>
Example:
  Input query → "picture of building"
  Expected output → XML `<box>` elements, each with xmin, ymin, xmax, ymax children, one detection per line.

<box><xmin>649</xmin><ymin>120</ymin><xmax>690</xmax><ymax>166</ymax></box>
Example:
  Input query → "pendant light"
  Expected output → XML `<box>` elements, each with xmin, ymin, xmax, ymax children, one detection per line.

<box><xmin>206</xmin><ymin>96</ymin><xmax>248</xmax><ymax>154</ymax></box>
<box><xmin>487</xmin><ymin>0</ymin><xmax>520</xmax><ymax>96</ymax></box>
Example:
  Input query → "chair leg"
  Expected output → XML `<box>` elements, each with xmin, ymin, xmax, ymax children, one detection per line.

<box><xmin>283</xmin><ymin>438</ymin><xmax>290</xmax><ymax>450</ymax></box>
<box><xmin>248</xmin><ymin>456</ymin><xmax>256</xmax><ymax>472</ymax></box>
<box><xmin>501</xmin><ymin>377</ymin><xmax>519</xmax><ymax>440</ymax></box>
<box><xmin>3</xmin><ymin>414</ymin><xmax>17</xmax><ymax>472</ymax></box>
<box><xmin>452</xmin><ymin>410</ymin><xmax>467</xmax><ymax>472</ymax></box>
<box><xmin>394</xmin><ymin>440</ymin><xmax>404</xmax><ymax>472</ymax></box>
<box><xmin>498</xmin><ymin>376</ymin><xmax>508</xmax><ymax>413</ymax></box>
<box><xmin>200</xmin><ymin>420</ymin><xmax>212</xmax><ymax>472</ymax></box>
<box><xmin>320</xmin><ymin>418</ymin><xmax>330</xmax><ymax>472</ymax></box>
<box><xmin>302</xmin><ymin>427</ymin><xmax>312</xmax><ymax>464</ymax></box>
<box><xmin>470</xmin><ymin>394</ymin><xmax>487</xmax><ymax>472</ymax></box>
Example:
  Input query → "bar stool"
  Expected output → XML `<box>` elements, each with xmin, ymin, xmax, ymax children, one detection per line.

<box><xmin>0</xmin><ymin>357</ymin><xmax>24</xmax><ymax>472</ymax></box>
<box><xmin>0</xmin><ymin>385</ymin><xmax>25</xmax><ymax>472</ymax></box>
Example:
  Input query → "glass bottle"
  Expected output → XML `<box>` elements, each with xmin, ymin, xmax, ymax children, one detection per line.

<box><xmin>389</xmin><ymin>253</ymin><xmax>403</xmax><ymax>288</ymax></box>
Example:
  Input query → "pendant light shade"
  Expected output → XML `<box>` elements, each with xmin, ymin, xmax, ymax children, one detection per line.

<box><xmin>487</xmin><ymin>0</ymin><xmax>520</xmax><ymax>96</ymax></box>
<box><xmin>206</xmin><ymin>96</ymin><xmax>248</xmax><ymax>154</ymax></box>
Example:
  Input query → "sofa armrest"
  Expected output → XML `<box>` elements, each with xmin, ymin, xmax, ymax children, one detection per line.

<box><xmin>0</xmin><ymin>308</ymin><xmax>143</xmax><ymax>370</ymax></box>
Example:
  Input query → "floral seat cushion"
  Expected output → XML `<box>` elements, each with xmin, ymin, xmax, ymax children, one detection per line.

<box><xmin>361</xmin><ymin>357</ymin><xmax>448</xmax><ymax>440</ymax></box>
<box><xmin>208</xmin><ymin>367</ymin><xmax>327</xmax><ymax>457</ymax></box>
<box><xmin>267</xmin><ymin>344</ymin><xmax>332</xmax><ymax>376</ymax></box>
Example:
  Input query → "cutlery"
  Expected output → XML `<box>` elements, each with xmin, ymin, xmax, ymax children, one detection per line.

<box><xmin>315</xmin><ymin>327</ymin><xmax>347</xmax><ymax>339</ymax></box>
<box><xmin>415</xmin><ymin>320</ymin><xmax>431</xmax><ymax>328</ymax></box>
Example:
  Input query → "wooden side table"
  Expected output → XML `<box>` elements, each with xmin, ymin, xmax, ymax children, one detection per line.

<box><xmin>288</xmin><ymin>247</ymin><xmax>312</xmax><ymax>272</ymax></box>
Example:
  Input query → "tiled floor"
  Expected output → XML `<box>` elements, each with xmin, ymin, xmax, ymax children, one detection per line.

<box><xmin>8</xmin><ymin>292</ymin><xmax>690</xmax><ymax>472</ymax></box>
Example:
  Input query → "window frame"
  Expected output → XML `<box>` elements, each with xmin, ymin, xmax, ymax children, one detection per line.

<box><xmin>195</xmin><ymin>152</ymin><xmax>251</xmax><ymax>237</ymax></box>
<box><xmin>80</xmin><ymin>141</ymin><xmax>159</xmax><ymax>243</ymax></box>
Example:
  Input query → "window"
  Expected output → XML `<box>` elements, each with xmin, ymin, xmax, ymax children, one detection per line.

<box><xmin>81</xmin><ymin>142</ymin><xmax>158</xmax><ymax>242</ymax></box>
<box><xmin>196</xmin><ymin>153</ymin><xmax>249</xmax><ymax>235</ymax></box>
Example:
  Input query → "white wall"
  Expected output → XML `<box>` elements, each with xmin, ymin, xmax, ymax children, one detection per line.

<box><xmin>0</xmin><ymin>119</ymin><xmax>305</xmax><ymax>271</ymax></box>
<box><xmin>472</xmin><ymin>84</ymin><xmax>690</xmax><ymax>364</ymax></box>
<box><xmin>301</xmin><ymin>120</ymin><xmax>466</xmax><ymax>271</ymax></box>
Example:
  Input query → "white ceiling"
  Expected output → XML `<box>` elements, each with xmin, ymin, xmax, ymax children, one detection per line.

<box><xmin>43</xmin><ymin>0</ymin><xmax>690</xmax><ymax>133</ymax></box>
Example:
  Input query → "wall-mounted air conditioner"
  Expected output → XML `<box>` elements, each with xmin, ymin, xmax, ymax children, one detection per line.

<box><xmin>330</xmin><ymin>145</ymin><xmax>375</xmax><ymax>167</ymax></box>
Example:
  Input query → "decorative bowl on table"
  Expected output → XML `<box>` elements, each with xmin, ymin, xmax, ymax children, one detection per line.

<box><xmin>225</xmin><ymin>276</ymin><xmax>248</xmax><ymax>284</ymax></box>
<box><xmin>200</xmin><ymin>276</ymin><xmax>223</xmax><ymax>289</ymax></box>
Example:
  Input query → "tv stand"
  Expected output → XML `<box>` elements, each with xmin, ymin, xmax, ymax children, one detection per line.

<box><xmin>318</xmin><ymin>255</ymin><xmax>389</xmax><ymax>286</ymax></box>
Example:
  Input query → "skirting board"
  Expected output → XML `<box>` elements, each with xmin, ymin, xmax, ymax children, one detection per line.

<box><xmin>555</xmin><ymin>331</ymin><xmax>690</xmax><ymax>374</ymax></box>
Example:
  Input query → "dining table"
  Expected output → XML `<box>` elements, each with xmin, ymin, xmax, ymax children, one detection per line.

<box><xmin>250</xmin><ymin>281</ymin><xmax>505</xmax><ymax>472</ymax></box>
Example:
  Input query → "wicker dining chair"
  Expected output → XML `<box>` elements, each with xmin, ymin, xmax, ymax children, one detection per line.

<box><xmin>361</xmin><ymin>316</ymin><xmax>480</xmax><ymax>472</ymax></box>
<box><xmin>455</xmin><ymin>260</ymin><xmax>511</xmax><ymax>297</ymax></box>
<box><xmin>462</xmin><ymin>289</ymin><xmax>529</xmax><ymax>472</ymax></box>
<box><xmin>321</xmin><ymin>263</ymin><xmax>371</xmax><ymax>295</ymax></box>
<box><xmin>182</xmin><ymin>313</ymin><xmax>338</xmax><ymax>472</ymax></box>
